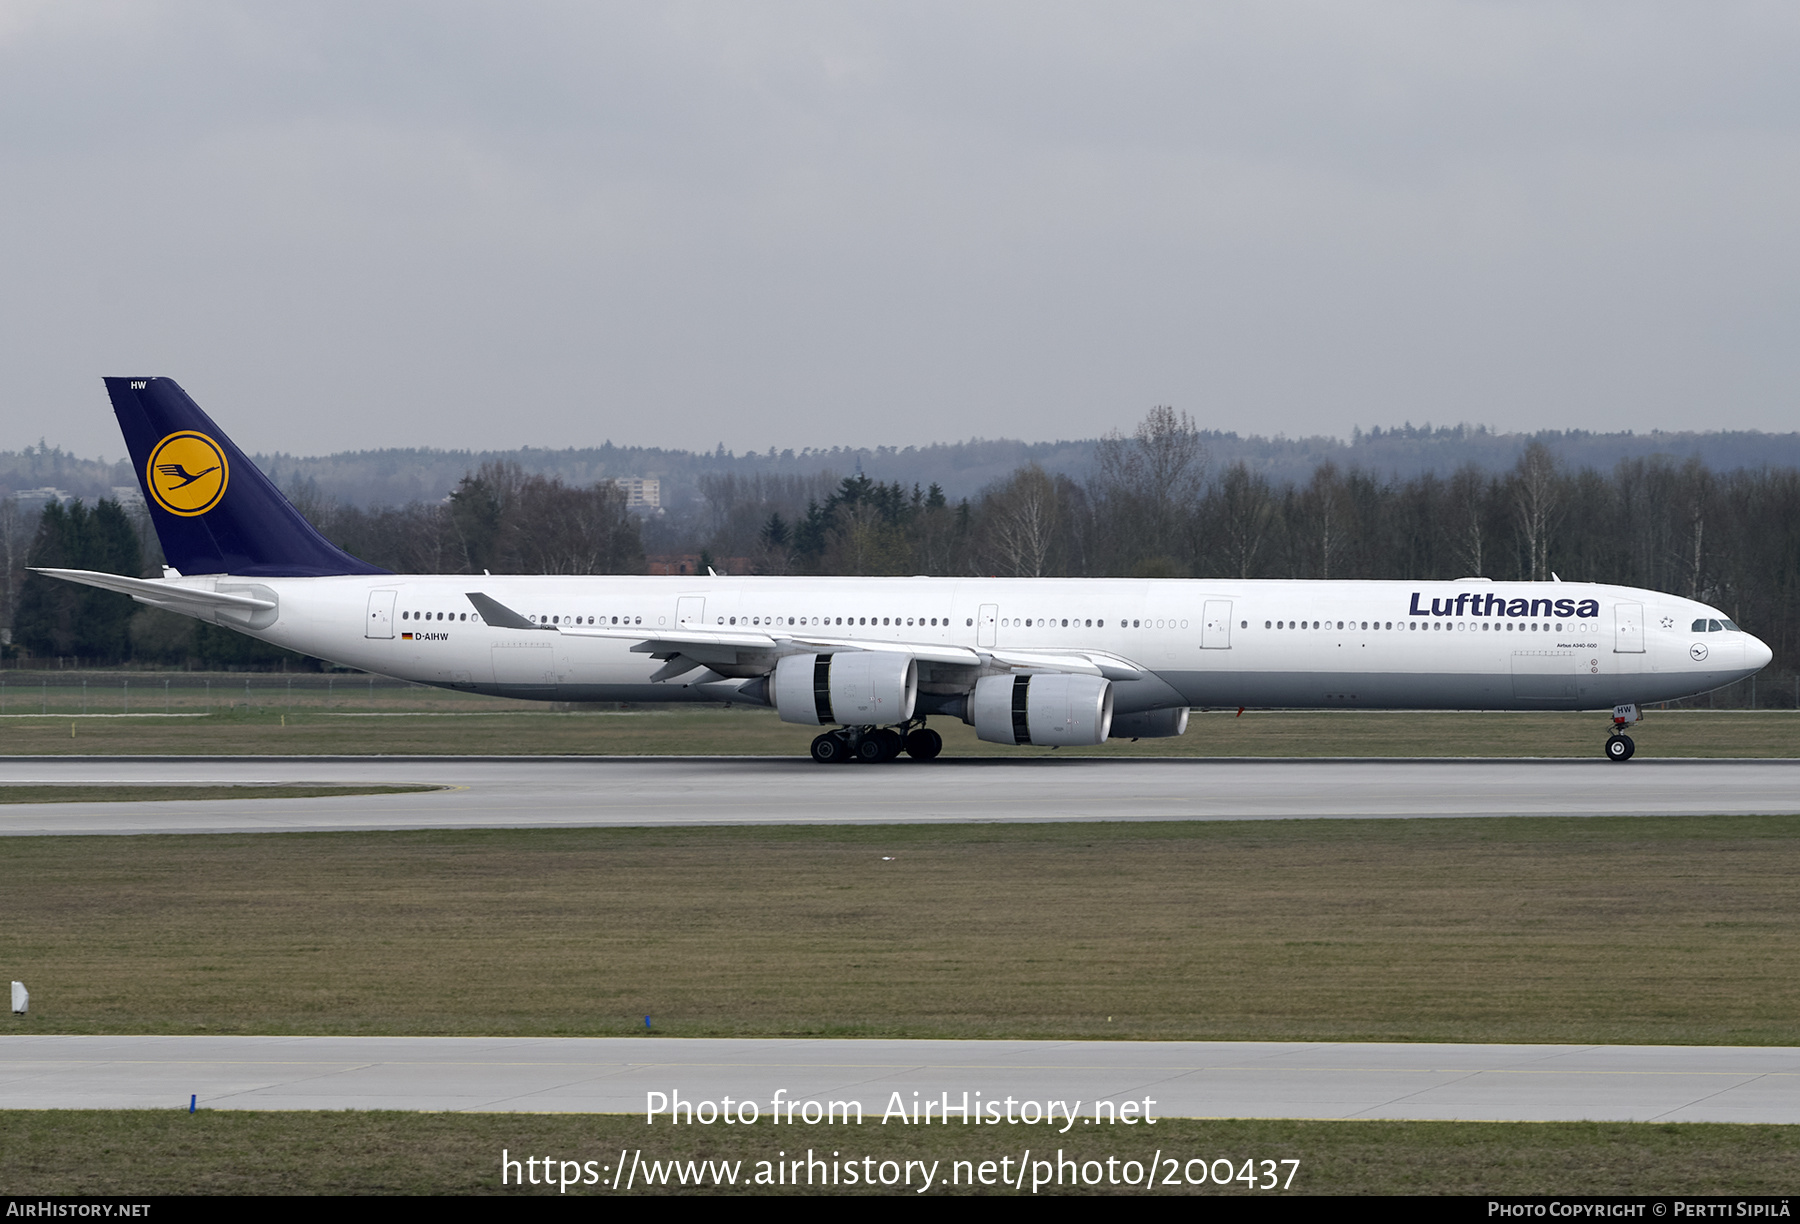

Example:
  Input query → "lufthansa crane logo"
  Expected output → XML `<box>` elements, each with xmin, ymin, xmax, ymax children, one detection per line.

<box><xmin>146</xmin><ymin>431</ymin><xmax>229</xmax><ymax>517</ymax></box>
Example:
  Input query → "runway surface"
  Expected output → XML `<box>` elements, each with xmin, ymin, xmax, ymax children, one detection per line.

<box><xmin>3</xmin><ymin>1036</ymin><xmax>1796</xmax><ymax>1122</ymax></box>
<box><xmin>0</xmin><ymin>756</ymin><xmax>1796</xmax><ymax>835</ymax></box>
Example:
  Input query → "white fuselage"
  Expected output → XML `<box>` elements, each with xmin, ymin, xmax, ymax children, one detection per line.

<box><xmin>181</xmin><ymin>574</ymin><xmax>1770</xmax><ymax>718</ymax></box>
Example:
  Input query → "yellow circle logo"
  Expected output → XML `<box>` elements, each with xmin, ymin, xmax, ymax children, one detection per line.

<box><xmin>146</xmin><ymin>432</ymin><xmax>229</xmax><ymax>517</ymax></box>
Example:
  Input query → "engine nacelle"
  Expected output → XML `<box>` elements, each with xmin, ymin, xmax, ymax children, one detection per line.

<box><xmin>1109</xmin><ymin>707</ymin><xmax>1190</xmax><ymax>739</ymax></box>
<box><xmin>771</xmin><ymin>652</ymin><xmax>918</xmax><ymax>726</ymax></box>
<box><xmin>969</xmin><ymin>672</ymin><xmax>1114</xmax><ymax>747</ymax></box>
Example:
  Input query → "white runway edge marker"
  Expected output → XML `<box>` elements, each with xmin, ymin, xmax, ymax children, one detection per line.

<box><xmin>10</xmin><ymin>981</ymin><xmax>25</xmax><ymax>1014</ymax></box>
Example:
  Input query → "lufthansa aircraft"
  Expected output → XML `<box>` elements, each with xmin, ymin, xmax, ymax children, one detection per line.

<box><xmin>37</xmin><ymin>378</ymin><xmax>1774</xmax><ymax>763</ymax></box>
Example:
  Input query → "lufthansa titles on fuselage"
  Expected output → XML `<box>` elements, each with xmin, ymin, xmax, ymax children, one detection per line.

<box><xmin>1409</xmin><ymin>591</ymin><xmax>1600</xmax><ymax>619</ymax></box>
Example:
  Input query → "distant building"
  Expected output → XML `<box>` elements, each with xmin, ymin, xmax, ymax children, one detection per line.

<box><xmin>110</xmin><ymin>486</ymin><xmax>149</xmax><ymax>515</ymax></box>
<box><xmin>645</xmin><ymin>554</ymin><xmax>753</xmax><ymax>577</ymax></box>
<box><xmin>612</xmin><ymin>477</ymin><xmax>661</xmax><ymax>510</ymax></box>
<box><xmin>10</xmin><ymin>487</ymin><xmax>70</xmax><ymax>512</ymax></box>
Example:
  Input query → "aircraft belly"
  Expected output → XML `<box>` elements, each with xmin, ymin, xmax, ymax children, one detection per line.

<box><xmin>1168</xmin><ymin>669</ymin><xmax>1598</xmax><ymax>711</ymax></box>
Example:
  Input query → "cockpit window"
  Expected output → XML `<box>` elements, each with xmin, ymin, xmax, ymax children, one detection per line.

<box><xmin>1692</xmin><ymin>619</ymin><xmax>1707</xmax><ymax>632</ymax></box>
<box><xmin>1722</xmin><ymin>619</ymin><xmax>1741</xmax><ymax>631</ymax></box>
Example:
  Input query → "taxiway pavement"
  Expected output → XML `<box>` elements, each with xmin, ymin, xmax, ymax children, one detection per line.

<box><xmin>3</xmin><ymin>1035</ymin><xmax>1796</xmax><ymax>1122</ymax></box>
<box><xmin>0</xmin><ymin>756</ymin><xmax>1795</xmax><ymax>836</ymax></box>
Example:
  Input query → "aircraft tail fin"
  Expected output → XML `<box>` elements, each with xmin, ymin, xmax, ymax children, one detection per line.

<box><xmin>105</xmin><ymin>377</ymin><xmax>388</xmax><ymax>577</ymax></box>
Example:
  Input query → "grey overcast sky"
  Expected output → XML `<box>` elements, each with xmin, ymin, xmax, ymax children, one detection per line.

<box><xmin>3</xmin><ymin>2</ymin><xmax>1798</xmax><ymax>460</ymax></box>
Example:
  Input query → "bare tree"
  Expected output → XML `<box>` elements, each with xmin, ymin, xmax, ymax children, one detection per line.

<box><xmin>1297</xmin><ymin>462</ymin><xmax>1350</xmax><ymax>580</ymax></box>
<box><xmin>1210</xmin><ymin>462</ymin><xmax>1275</xmax><ymax>579</ymax></box>
<box><xmin>507</xmin><ymin>476</ymin><xmax>643</xmax><ymax>574</ymax></box>
<box><xmin>1669</xmin><ymin>457</ymin><xmax>1715</xmax><ymax>601</ymax></box>
<box><xmin>1448</xmin><ymin>463</ymin><xmax>1492</xmax><ymax>577</ymax></box>
<box><xmin>1092</xmin><ymin>405</ymin><xmax>1206</xmax><ymax>571</ymax></box>
<box><xmin>1510</xmin><ymin>441</ymin><xmax>1562</xmax><ymax>580</ymax></box>
<box><xmin>0</xmin><ymin>497</ymin><xmax>35</xmax><ymax>636</ymax></box>
<box><xmin>979</xmin><ymin>464</ymin><xmax>1062</xmax><ymax>577</ymax></box>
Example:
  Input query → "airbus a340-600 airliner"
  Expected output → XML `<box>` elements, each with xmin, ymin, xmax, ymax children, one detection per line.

<box><xmin>37</xmin><ymin>378</ymin><xmax>1773</xmax><ymax>763</ymax></box>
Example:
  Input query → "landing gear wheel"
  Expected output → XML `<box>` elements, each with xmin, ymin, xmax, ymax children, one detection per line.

<box><xmin>904</xmin><ymin>728</ymin><xmax>943</xmax><ymax>760</ymax></box>
<box><xmin>1605</xmin><ymin>734</ymin><xmax>1635</xmax><ymax>762</ymax></box>
<box><xmin>875</xmin><ymin>728</ymin><xmax>905</xmax><ymax>761</ymax></box>
<box><xmin>811</xmin><ymin>733</ymin><xmax>847</xmax><ymax>764</ymax></box>
<box><xmin>855</xmin><ymin>734</ymin><xmax>888</xmax><ymax>763</ymax></box>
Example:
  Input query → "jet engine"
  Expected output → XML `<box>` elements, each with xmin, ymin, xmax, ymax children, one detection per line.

<box><xmin>968</xmin><ymin>672</ymin><xmax>1114</xmax><ymax>746</ymax></box>
<box><xmin>1109</xmin><ymin>707</ymin><xmax>1190</xmax><ymax>739</ymax></box>
<box><xmin>771</xmin><ymin>651</ymin><xmax>918</xmax><ymax>726</ymax></box>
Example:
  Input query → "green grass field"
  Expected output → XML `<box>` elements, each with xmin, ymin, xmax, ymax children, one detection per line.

<box><xmin>1</xmin><ymin>702</ymin><xmax>1796</xmax><ymax>758</ymax></box>
<box><xmin>4</xmin><ymin>1112</ymin><xmax>1795</xmax><ymax>1196</ymax></box>
<box><xmin>5</xmin><ymin>815</ymin><xmax>1797</xmax><ymax>1044</ymax></box>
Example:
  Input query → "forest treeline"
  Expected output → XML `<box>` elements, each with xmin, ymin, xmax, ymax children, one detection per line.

<box><xmin>4</xmin><ymin>408</ymin><xmax>1797</xmax><ymax>693</ymax></box>
<box><xmin>14</xmin><ymin>422</ymin><xmax>1800</xmax><ymax>510</ymax></box>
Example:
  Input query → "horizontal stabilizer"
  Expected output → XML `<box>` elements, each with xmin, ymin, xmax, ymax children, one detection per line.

<box><xmin>30</xmin><ymin>568</ymin><xmax>276</xmax><ymax>615</ymax></box>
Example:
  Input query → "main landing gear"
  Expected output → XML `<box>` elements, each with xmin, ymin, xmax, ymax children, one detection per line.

<box><xmin>809</xmin><ymin>722</ymin><xmax>943</xmax><ymax>763</ymax></box>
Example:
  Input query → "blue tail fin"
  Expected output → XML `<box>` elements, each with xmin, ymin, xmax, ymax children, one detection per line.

<box><xmin>107</xmin><ymin>377</ymin><xmax>388</xmax><ymax>577</ymax></box>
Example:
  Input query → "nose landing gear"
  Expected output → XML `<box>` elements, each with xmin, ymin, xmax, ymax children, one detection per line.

<box><xmin>1604</xmin><ymin>703</ymin><xmax>1640</xmax><ymax>762</ymax></box>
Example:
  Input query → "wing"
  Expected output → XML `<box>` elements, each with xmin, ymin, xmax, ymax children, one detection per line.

<box><xmin>463</xmin><ymin>591</ymin><xmax>1146</xmax><ymax>681</ymax></box>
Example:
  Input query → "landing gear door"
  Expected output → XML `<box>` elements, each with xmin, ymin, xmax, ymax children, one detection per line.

<box><xmin>978</xmin><ymin>604</ymin><xmax>998</xmax><ymax>649</ymax></box>
<box><xmin>677</xmin><ymin>597</ymin><xmax>705</xmax><ymax>630</ymax></box>
<box><xmin>366</xmin><ymin>589</ymin><xmax>396</xmax><ymax>639</ymax></box>
<box><xmin>1201</xmin><ymin>599</ymin><xmax>1233</xmax><ymax>649</ymax></box>
<box><xmin>1614</xmin><ymin>602</ymin><xmax>1645</xmax><ymax>654</ymax></box>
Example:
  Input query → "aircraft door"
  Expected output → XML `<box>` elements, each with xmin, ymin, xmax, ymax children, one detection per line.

<box><xmin>1614</xmin><ymin>602</ymin><xmax>1645</xmax><ymax>653</ymax></box>
<box><xmin>978</xmin><ymin>604</ymin><xmax>998</xmax><ymax>648</ymax></box>
<box><xmin>366</xmin><ymin>590</ymin><xmax>396</xmax><ymax>639</ymax></box>
<box><xmin>677</xmin><ymin>596</ymin><xmax>705</xmax><ymax>629</ymax></box>
<box><xmin>1201</xmin><ymin>600</ymin><xmax>1233</xmax><ymax>649</ymax></box>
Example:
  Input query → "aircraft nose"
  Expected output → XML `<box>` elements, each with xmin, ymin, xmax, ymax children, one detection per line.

<box><xmin>1747</xmin><ymin>634</ymin><xmax>1774</xmax><ymax>672</ymax></box>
